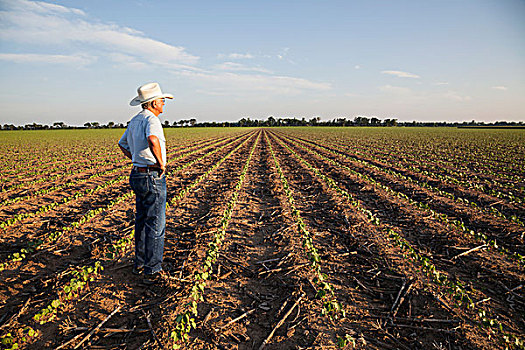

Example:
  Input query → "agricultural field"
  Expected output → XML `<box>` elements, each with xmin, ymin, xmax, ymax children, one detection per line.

<box><xmin>0</xmin><ymin>126</ymin><xmax>524</xmax><ymax>350</ymax></box>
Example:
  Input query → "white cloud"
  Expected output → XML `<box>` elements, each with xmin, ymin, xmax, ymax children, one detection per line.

<box><xmin>152</xmin><ymin>60</ymin><xmax>206</xmax><ymax>73</ymax></box>
<box><xmin>0</xmin><ymin>0</ymin><xmax>331</xmax><ymax>99</ymax></box>
<box><xmin>218</xmin><ymin>53</ymin><xmax>254</xmax><ymax>59</ymax></box>
<box><xmin>492</xmin><ymin>86</ymin><xmax>508</xmax><ymax>91</ymax></box>
<box><xmin>108</xmin><ymin>53</ymin><xmax>148</xmax><ymax>70</ymax></box>
<box><xmin>354</xmin><ymin>65</ymin><xmax>361</xmax><ymax>70</ymax></box>
<box><xmin>214</xmin><ymin>62</ymin><xmax>272</xmax><ymax>74</ymax></box>
<box><xmin>435</xmin><ymin>82</ymin><xmax>449</xmax><ymax>86</ymax></box>
<box><xmin>175</xmin><ymin>70</ymin><xmax>331</xmax><ymax>96</ymax></box>
<box><xmin>381</xmin><ymin>70</ymin><xmax>421</xmax><ymax>78</ymax></box>
<box><xmin>0</xmin><ymin>0</ymin><xmax>199</xmax><ymax>66</ymax></box>
<box><xmin>0</xmin><ymin>53</ymin><xmax>96</xmax><ymax>66</ymax></box>
<box><xmin>1</xmin><ymin>0</ymin><xmax>86</xmax><ymax>16</ymax></box>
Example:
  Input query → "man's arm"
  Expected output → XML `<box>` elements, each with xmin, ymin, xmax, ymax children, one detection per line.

<box><xmin>147</xmin><ymin>135</ymin><xmax>166</xmax><ymax>173</ymax></box>
<box><xmin>118</xmin><ymin>129</ymin><xmax>132</xmax><ymax>160</ymax></box>
<box><xmin>119</xmin><ymin>144</ymin><xmax>132</xmax><ymax>160</ymax></box>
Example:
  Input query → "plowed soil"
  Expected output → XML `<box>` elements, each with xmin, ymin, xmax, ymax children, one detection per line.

<box><xmin>0</xmin><ymin>127</ymin><xmax>523</xmax><ymax>350</ymax></box>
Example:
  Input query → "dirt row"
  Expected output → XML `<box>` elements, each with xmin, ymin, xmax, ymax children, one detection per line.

<box><xmin>265</xmin><ymin>131</ymin><xmax>495</xmax><ymax>349</ymax></box>
<box><xmin>0</xmin><ymin>134</ymin><xmax>233</xmax><ymax>205</ymax></box>
<box><xmin>337</xmin><ymin>135</ymin><xmax>524</xmax><ymax>183</ymax></box>
<box><xmin>276</xmin><ymin>132</ymin><xmax>525</xmax><ymax>253</ymax></box>
<box><xmin>25</xmin><ymin>131</ymin><xmax>260</xmax><ymax>349</ymax></box>
<box><xmin>351</xmin><ymin>142</ymin><xmax>523</xmax><ymax>203</ymax></box>
<box><xmin>0</xmin><ymin>134</ymin><xmax>250</xmax><ymax>247</ymax></box>
<box><xmin>367</xmin><ymin>145</ymin><xmax>522</xmax><ymax>185</ymax></box>
<box><xmin>0</xmin><ymin>131</ymin><xmax>259</xmax><ymax>349</ymax></box>
<box><xmin>290</xmin><ymin>132</ymin><xmax>524</xmax><ymax>207</ymax></box>
<box><xmin>268</xmin><ymin>130</ymin><xmax>525</xmax><ymax>347</ymax></box>
<box><xmin>1</xmin><ymin>128</ymin><xmax>522</xmax><ymax>349</ymax></box>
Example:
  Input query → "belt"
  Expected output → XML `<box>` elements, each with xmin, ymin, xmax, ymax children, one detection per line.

<box><xmin>132</xmin><ymin>166</ymin><xmax>161</xmax><ymax>173</ymax></box>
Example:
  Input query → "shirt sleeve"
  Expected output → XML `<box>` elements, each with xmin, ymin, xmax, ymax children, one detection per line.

<box><xmin>145</xmin><ymin>117</ymin><xmax>164</xmax><ymax>139</ymax></box>
<box><xmin>118</xmin><ymin>128</ymin><xmax>130</xmax><ymax>150</ymax></box>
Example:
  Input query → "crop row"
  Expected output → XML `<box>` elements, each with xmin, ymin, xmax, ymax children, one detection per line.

<box><xmin>0</xmin><ymin>132</ymin><xmax>219</xmax><ymax>181</ymax></box>
<box><xmin>0</xmin><ymin>147</ymin><xmax>119</xmax><ymax>179</ymax></box>
<box><xmin>33</xmin><ymin>261</ymin><xmax>105</xmax><ymax>325</ymax></box>
<box><xmin>165</xmin><ymin>132</ymin><xmax>252</xmax><ymax>183</ymax></box>
<box><xmin>0</xmin><ymin>191</ymin><xmax>134</xmax><ymax>272</ymax></box>
<box><xmin>0</xmin><ymin>133</ymin><xmax>252</xmax><ymax>272</ymax></box>
<box><xmin>0</xmin><ymin>133</ymin><xmax>244</xmax><ymax>228</ymax></box>
<box><xmin>0</xmin><ymin>132</ymin><xmax>258</xmax><ymax>349</ymax></box>
<box><xmin>331</xmin><ymin>138</ymin><xmax>523</xmax><ymax>204</ymax></box>
<box><xmin>344</xmin><ymin>138</ymin><xmax>525</xmax><ymax>227</ymax></box>
<box><xmin>266</xmin><ymin>133</ymin><xmax>345</xmax><ymax>319</ymax></box>
<box><xmin>0</xmin><ymin>158</ymin><xmax>118</xmax><ymax>195</ymax></box>
<box><xmin>59</xmin><ymin>132</ymin><xmax>257</xmax><ymax>347</ymax></box>
<box><xmin>0</xmin><ymin>175</ymin><xmax>127</xmax><ymax>230</ymax></box>
<box><xmin>0</xmin><ymin>134</ymin><xmax>233</xmax><ymax>198</ymax></box>
<box><xmin>340</xmin><ymin>131</ymin><xmax>523</xmax><ymax>181</ymax></box>
<box><xmin>1</xmin><ymin>221</ymin><xmax>131</xmax><ymax>349</ymax></box>
<box><xmin>293</xmin><ymin>129</ymin><xmax>522</xmax><ymax>203</ymax></box>
<box><xmin>368</xmin><ymin>142</ymin><xmax>521</xmax><ymax>180</ymax></box>
<box><xmin>386</xmin><ymin>228</ymin><xmax>524</xmax><ymax>349</ymax></box>
<box><xmin>167</xmin><ymin>132</ymin><xmax>256</xmax><ymax>208</ymax></box>
<box><xmin>170</xmin><ymin>132</ymin><xmax>260</xmax><ymax>348</ymax></box>
<box><xmin>269</xmin><ymin>132</ymin><xmax>524</xmax><ymax>349</ymax></box>
<box><xmin>0</xmin><ymin>325</ymin><xmax>37</xmax><ymax>349</ymax></box>
<box><xmin>0</xmin><ymin>165</ymin><xmax>125</xmax><ymax>208</ymax></box>
<box><xmin>297</xmin><ymin>132</ymin><xmax>523</xmax><ymax>209</ymax></box>
<box><xmin>277</xmin><ymin>133</ymin><xmax>524</xmax><ymax>262</ymax></box>
<box><xmin>297</xmin><ymin>134</ymin><xmax>524</xmax><ymax>224</ymax></box>
<box><xmin>0</xmin><ymin>151</ymin><xmax>122</xmax><ymax>191</ymax></box>
<box><xmin>5</xmin><ymin>228</ymin><xmax>133</xmax><ymax>348</ymax></box>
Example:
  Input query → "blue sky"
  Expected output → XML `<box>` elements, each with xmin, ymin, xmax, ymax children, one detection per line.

<box><xmin>0</xmin><ymin>0</ymin><xmax>524</xmax><ymax>126</ymax></box>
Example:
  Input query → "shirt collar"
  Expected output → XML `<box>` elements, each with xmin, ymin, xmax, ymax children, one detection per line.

<box><xmin>140</xmin><ymin>109</ymin><xmax>156</xmax><ymax>118</ymax></box>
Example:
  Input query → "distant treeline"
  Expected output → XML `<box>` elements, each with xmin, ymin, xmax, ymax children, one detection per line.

<box><xmin>2</xmin><ymin>116</ymin><xmax>523</xmax><ymax>130</ymax></box>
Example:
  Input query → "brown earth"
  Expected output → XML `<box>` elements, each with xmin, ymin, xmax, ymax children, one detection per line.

<box><xmin>0</xmin><ymin>128</ymin><xmax>523</xmax><ymax>350</ymax></box>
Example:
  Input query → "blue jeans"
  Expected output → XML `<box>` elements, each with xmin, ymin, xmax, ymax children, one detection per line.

<box><xmin>129</xmin><ymin>169</ymin><xmax>166</xmax><ymax>275</ymax></box>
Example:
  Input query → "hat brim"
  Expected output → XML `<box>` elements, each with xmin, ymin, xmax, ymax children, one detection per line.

<box><xmin>130</xmin><ymin>93</ymin><xmax>174</xmax><ymax>106</ymax></box>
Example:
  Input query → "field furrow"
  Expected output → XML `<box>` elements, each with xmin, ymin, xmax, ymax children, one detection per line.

<box><xmin>0</xmin><ymin>130</ymin><xmax>259</xmax><ymax>349</ymax></box>
<box><xmin>267</xmin><ymin>131</ymin><xmax>524</xmax><ymax>348</ymax></box>
<box><xmin>0</xmin><ymin>127</ymin><xmax>523</xmax><ymax>350</ymax></box>
<box><xmin>274</xmin><ymin>131</ymin><xmax>525</xmax><ymax>258</ymax></box>
<box><xmin>266</xmin><ymin>131</ymin><xmax>483</xmax><ymax>349</ymax></box>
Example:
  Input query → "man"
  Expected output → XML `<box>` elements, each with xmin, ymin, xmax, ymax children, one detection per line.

<box><xmin>118</xmin><ymin>82</ymin><xmax>173</xmax><ymax>285</ymax></box>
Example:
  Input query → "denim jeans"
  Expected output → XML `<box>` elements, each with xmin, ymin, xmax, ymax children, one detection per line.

<box><xmin>129</xmin><ymin>169</ymin><xmax>166</xmax><ymax>275</ymax></box>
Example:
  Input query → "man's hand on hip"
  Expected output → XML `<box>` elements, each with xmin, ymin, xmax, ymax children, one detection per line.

<box><xmin>147</xmin><ymin>135</ymin><xmax>165</xmax><ymax>173</ymax></box>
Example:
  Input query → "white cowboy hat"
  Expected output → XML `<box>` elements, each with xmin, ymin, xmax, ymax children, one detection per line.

<box><xmin>130</xmin><ymin>82</ymin><xmax>174</xmax><ymax>106</ymax></box>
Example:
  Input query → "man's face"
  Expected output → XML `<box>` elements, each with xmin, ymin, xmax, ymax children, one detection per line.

<box><xmin>153</xmin><ymin>98</ymin><xmax>165</xmax><ymax>114</ymax></box>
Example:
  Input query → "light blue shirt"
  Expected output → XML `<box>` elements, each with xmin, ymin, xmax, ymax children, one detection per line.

<box><xmin>118</xmin><ymin>109</ymin><xmax>166</xmax><ymax>167</ymax></box>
